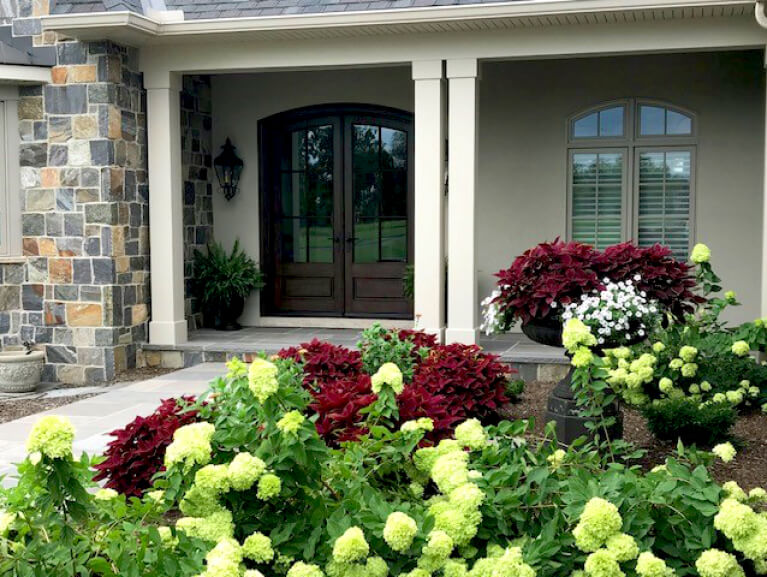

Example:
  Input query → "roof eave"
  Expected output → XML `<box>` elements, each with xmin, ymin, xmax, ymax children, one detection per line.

<box><xmin>41</xmin><ymin>0</ymin><xmax>758</xmax><ymax>45</ymax></box>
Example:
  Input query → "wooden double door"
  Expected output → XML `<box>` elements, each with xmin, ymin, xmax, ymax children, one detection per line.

<box><xmin>260</xmin><ymin>105</ymin><xmax>414</xmax><ymax>318</ymax></box>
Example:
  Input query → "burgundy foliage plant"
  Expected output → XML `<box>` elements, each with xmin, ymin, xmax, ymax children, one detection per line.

<box><xmin>93</xmin><ymin>396</ymin><xmax>198</xmax><ymax>496</ymax></box>
<box><xmin>413</xmin><ymin>343</ymin><xmax>513</xmax><ymax>423</ymax></box>
<box><xmin>278</xmin><ymin>338</ymin><xmax>362</xmax><ymax>389</ymax></box>
<box><xmin>492</xmin><ymin>239</ymin><xmax>701</xmax><ymax>327</ymax></box>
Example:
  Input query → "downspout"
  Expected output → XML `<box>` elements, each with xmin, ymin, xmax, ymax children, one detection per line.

<box><xmin>756</xmin><ymin>0</ymin><xmax>767</xmax><ymax>28</ymax></box>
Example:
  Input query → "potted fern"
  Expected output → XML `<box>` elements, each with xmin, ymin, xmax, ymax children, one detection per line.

<box><xmin>193</xmin><ymin>240</ymin><xmax>264</xmax><ymax>330</ymax></box>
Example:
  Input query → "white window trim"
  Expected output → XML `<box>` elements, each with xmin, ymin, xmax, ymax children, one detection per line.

<box><xmin>566</xmin><ymin>98</ymin><xmax>697</xmax><ymax>255</ymax></box>
<box><xmin>0</xmin><ymin>85</ymin><xmax>21</xmax><ymax>258</ymax></box>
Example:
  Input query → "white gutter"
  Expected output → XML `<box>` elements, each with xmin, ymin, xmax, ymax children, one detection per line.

<box><xmin>0</xmin><ymin>64</ymin><xmax>50</xmax><ymax>84</ymax></box>
<box><xmin>42</xmin><ymin>0</ymin><xmax>755</xmax><ymax>42</ymax></box>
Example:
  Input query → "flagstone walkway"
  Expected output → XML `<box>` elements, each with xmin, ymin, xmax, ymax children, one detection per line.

<box><xmin>0</xmin><ymin>363</ymin><xmax>225</xmax><ymax>486</ymax></box>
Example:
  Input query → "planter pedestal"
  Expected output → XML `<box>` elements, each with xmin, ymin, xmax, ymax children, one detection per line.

<box><xmin>544</xmin><ymin>366</ymin><xmax>623</xmax><ymax>445</ymax></box>
<box><xmin>522</xmin><ymin>320</ymin><xmax>623</xmax><ymax>446</ymax></box>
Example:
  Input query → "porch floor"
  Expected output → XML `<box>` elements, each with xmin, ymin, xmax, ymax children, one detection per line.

<box><xmin>143</xmin><ymin>327</ymin><xmax>568</xmax><ymax>365</ymax></box>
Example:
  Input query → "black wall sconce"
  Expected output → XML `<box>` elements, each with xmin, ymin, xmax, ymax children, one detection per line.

<box><xmin>214</xmin><ymin>138</ymin><xmax>244</xmax><ymax>201</ymax></box>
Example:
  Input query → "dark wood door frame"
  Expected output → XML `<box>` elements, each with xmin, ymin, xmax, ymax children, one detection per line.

<box><xmin>259</xmin><ymin>103</ymin><xmax>414</xmax><ymax>319</ymax></box>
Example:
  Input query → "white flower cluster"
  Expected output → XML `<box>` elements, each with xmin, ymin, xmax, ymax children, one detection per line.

<box><xmin>561</xmin><ymin>277</ymin><xmax>659</xmax><ymax>346</ymax></box>
<box><xmin>480</xmin><ymin>288</ymin><xmax>507</xmax><ymax>335</ymax></box>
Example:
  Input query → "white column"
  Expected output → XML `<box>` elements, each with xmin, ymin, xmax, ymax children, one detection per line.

<box><xmin>412</xmin><ymin>60</ymin><xmax>446</xmax><ymax>341</ymax></box>
<box><xmin>445</xmin><ymin>58</ymin><xmax>479</xmax><ymax>345</ymax></box>
<box><xmin>146</xmin><ymin>72</ymin><xmax>187</xmax><ymax>345</ymax></box>
<box><xmin>763</xmin><ymin>53</ymin><xmax>767</xmax><ymax>318</ymax></box>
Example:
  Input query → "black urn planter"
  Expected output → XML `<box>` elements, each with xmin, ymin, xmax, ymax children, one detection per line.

<box><xmin>210</xmin><ymin>294</ymin><xmax>246</xmax><ymax>331</ymax></box>
<box><xmin>522</xmin><ymin>319</ymin><xmax>623</xmax><ymax>446</ymax></box>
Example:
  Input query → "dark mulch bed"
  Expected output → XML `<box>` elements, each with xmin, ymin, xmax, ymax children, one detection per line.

<box><xmin>0</xmin><ymin>394</ymin><xmax>98</xmax><ymax>424</ymax></box>
<box><xmin>503</xmin><ymin>381</ymin><xmax>767</xmax><ymax>491</ymax></box>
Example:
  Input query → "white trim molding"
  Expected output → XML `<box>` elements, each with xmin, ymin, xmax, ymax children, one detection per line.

<box><xmin>0</xmin><ymin>65</ymin><xmax>50</xmax><ymax>84</ymax></box>
<box><xmin>41</xmin><ymin>0</ymin><xmax>757</xmax><ymax>45</ymax></box>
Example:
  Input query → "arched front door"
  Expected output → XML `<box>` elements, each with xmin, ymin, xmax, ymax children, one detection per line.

<box><xmin>260</xmin><ymin>104</ymin><xmax>414</xmax><ymax>318</ymax></box>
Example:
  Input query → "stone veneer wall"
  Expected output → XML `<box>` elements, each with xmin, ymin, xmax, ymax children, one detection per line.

<box><xmin>180</xmin><ymin>74</ymin><xmax>213</xmax><ymax>331</ymax></box>
<box><xmin>0</xmin><ymin>0</ymin><xmax>151</xmax><ymax>383</ymax></box>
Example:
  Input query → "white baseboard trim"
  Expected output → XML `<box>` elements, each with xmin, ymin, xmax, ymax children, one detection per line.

<box><xmin>258</xmin><ymin>317</ymin><xmax>416</xmax><ymax>330</ymax></box>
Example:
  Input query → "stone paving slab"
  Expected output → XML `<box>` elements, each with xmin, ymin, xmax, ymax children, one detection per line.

<box><xmin>0</xmin><ymin>363</ymin><xmax>224</xmax><ymax>487</ymax></box>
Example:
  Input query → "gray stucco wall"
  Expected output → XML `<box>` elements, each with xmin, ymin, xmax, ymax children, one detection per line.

<box><xmin>211</xmin><ymin>51</ymin><xmax>765</xmax><ymax>327</ymax></box>
<box><xmin>479</xmin><ymin>51</ymin><xmax>765</xmax><ymax>325</ymax></box>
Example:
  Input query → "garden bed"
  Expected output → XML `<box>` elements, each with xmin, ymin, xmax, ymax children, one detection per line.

<box><xmin>0</xmin><ymin>393</ymin><xmax>98</xmax><ymax>423</ymax></box>
<box><xmin>504</xmin><ymin>380</ymin><xmax>767</xmax><ymax>490</ymax></box>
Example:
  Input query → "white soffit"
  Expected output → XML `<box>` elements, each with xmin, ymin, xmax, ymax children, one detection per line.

<box><xmin>41</xmin><ymin>0</ymin><xmax>756</xmax><ymax>46</ymax></box>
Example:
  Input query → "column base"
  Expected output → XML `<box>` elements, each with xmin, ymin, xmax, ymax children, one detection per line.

<box><xmin>445</xmin><ymin>327</ymin><xmax>479</xmax><ymax>345</ymax></box>
<box><xmin>149</xmin><ymin>319</ymin><xmax>188</xmax><ymax>346</ymax></box>
<box><xmin>419</xmin><ymin>327</ymin><xmax>446</xmax><ymax>344</ymax></box>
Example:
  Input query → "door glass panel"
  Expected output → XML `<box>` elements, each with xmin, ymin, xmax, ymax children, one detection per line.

<box><xmin>352</xmin><ymin>124</ymin><xmax>408</xmax><ymax>263</ymax></box>
<box><xmin>279</xmin><ymin>124</ymin><xmax>334</xmax><ymax>263</ymax></box>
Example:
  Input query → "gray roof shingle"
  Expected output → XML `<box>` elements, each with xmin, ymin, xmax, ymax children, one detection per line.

<box><xmin>51</xmin><ymin>0</ymin><xmax>513</xmax><ymax>19</ymax></box>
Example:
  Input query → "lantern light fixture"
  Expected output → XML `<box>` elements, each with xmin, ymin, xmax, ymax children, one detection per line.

<box><xmin>213</xmin><ymin>138</ymin><xmax>244</xmax><ymax>201</ymax></box>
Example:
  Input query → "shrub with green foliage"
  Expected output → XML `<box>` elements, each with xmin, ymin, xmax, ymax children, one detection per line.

<box><xmin>642</xmin><ymin>397</ymin><xmax>738</xmax><ymax>446</ymax></box>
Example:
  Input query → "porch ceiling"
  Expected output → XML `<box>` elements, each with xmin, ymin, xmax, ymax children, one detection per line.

<box><xmin>41</xmin><ymin>0</ymin><xmax>756</xmax><ymax>46</ymax></box>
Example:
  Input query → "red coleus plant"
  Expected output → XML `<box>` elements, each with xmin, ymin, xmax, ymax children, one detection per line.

<box><xmin>493</xmin><ymin>239</ymin><xmax>602</xmax><ymax>326</ymax></box>
<box><xmin>413</xmin><ymin>343</ymin><xmax>513</xmax><ymax>423</ymax></box>
<box><xmin>93</xmin><ymin>396</ymin><xmax>198</xmax><ymax>496</ymax></box>
<box><xmin>309</xmin><ymin>374</ymin><xmax>378</xmax><ymax>444</ymax></box>
<box><xmin>594</xmin><ymin>242</ymin><xmax>703</xmax><ymax>319</ymax></box>
<box><xmin>278</xmin><ymin>338</ymin><xmax>363</xmax><ymax>390</ymax></box>
<box><xmin>492</xmin><ymin>239</ymin><xmax>702</xmax><ymax>326</ymax></box>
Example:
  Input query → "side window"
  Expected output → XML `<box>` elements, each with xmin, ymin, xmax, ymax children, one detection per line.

<box><xmin>567</xmin><ymin>100</ymin><xmax>695</xmax><ymax>258</ymax></box>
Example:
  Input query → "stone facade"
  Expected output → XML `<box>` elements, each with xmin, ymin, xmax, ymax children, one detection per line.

<box><xmin>0</xmin><ymin>0</ymin><xmax>151</xmax><ymax>383</ymax></box>
<box><xmin>180</xmin><ymin>74</ymin><xmax>213</xmax><ymax>330</ymax></box>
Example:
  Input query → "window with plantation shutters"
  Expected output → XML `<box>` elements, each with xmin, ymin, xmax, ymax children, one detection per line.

<box><xmin>636</xmin><ymin>149</ymin><xmax>692</xmax><ymax>260</ymax></box>
<box><xmin>567</xmin><ymin>100</ymin><xmax>695</xmax><ymax>258</ymax></box>
<box><xmin>570</xmin><ymin>151</ymin><xmax>625</xmax><ymax>250</ymax></box>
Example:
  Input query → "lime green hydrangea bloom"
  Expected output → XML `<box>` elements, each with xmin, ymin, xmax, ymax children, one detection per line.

<box><xmin>418</xmin><ymin>530</ymin><xmax>454</xmax><ymax>571</ymax></box>
<box><xmin>225</xmin><ymin>356</ymin><xmax>248</xmax><ymax>379</ymax></box>
<box><xmin>365</xmin><ymin>557</ymin><xmax>389</xmax><ymax>577</ymax></box>
<box><xmin>490</xmin><ymin>547</ymin><xmax>535</xmax><ymax>577</ymax></box>
<box><xmin>573</xmin><ymin>498</ymin><xmax>623</xmax><ymax>553</ymax></box>
<box><xmin>449</xmin><ymin>483</ymin><xmax>485</xmax><ymax>513</ymax></box>
<box><xmin>94</xmin><ymin>488</ymin><xmax>118</xmax><ymax>501</ymax></box>
<box><xmin>195</xmin><ymin>464</ymin><xmax>231</xmax><ymax>494</ymax></box>
<box><xmin>681</xmin><ymin>363</ymin><xmax>698</xmax><ymax>378</ymax></box>
<box><xmin>176</xmin><ymin>510</ymin><xmax>234</xmax><ymax>543</ymax></box>
<box><xmin>409</xmin><ymin>482</ymin><xmax>425</xmax><ymax>499</ymax></box>
<box><xmin>277</xmin><ymin>410</ymin><xmax>306</xmax><ymax>436</ymax></box>
<box><xmin>658</xmin><ymin>378</ymin><xmax>674</xmax><ymax>394</ymax></box>
<box><xmin>700</xmin><ymin>381</ymin><xmax>712</xmax><ymax>392</ymax></box>
<box><xmin>244</xmin><ymin>571</ymin><xmax>265</xmax><ymax>577</ymax></box>
<box><xmin>712</xmin><ymin>393</ymin><xmax>727</xmax><ymax>404</ymax></box>
<box><xmin>383</xmin><ymin>512</ymin><xmax>418</xmax><ymax>552</ymax></box>
<box><xmin>333</xmin><ymin>527</ymin><xmax>369</xmax><ymax>563</ymax></box>
<box><xmin>715</xmin><ymin>498</ymin><xmax>767</xmax><ymax>562</ymax></box>
<box><xmin>731</xmin><ymin>341</ymin><xmax>750</xmax><ymax>357</ymax></box>
<box><xmin>722</xmin><ymin>481</ymin><xmax>748</xmax><ymax>502</ymax></box>
<box><xmin>432</xmin><ymin>451</ymin><xmax>470</xmax><ymax>494</ymax></box>
<box><xmin>732</xmin><ymin>341</ymin><xmax>751</xmax><ymax>357</ymax></box>
<box><xmin>371</xmin><ymin>362</ymin><xmax>404</xmax><ymax>395</ymax></box>
<box><xmin>443</xmin><ymin>559</ymin><xmax>468</xmax><ymax>577</ymax></box>
<box><xmin>287</xmin><ymin>562</ymin><xmax>325</xmax><ymax>577</ymax></box>
<box><xmin>243</xmin><ymin>531</ymin><xmax>274</xmax><ymax>563</ymax></box>
<box><xmin>669</xmin><ymin>358</ymin><xmax>684</xmax><ymax>370</ymax></box>
<box><xmin>228</xmin><ymin>451</ymin><xmax>266</xmax><ymax>491</ymax></box>
<box><xmin>748</xmin><ymin>487</ymin><xmax>767</xmax><ymax>503</ymax></box>
<box><xmin>257</xmin><ymin>473</ymin><xmax>281</xmax><ymax>500</ymax></box>
<box><xmin>635</xmin><ymin>552</ymin><xmax>675</xmax><ymax>577</ymax></box>
<box><xmin>248</xmin><ymin>358</ymin><xmax>280</xmax><ymax>403</ymax></box>
<box><xmin>205</xmin><ymin>537</ymin><xmax>243</xmax><ymax>577</ymax></box>
<box><xmin>562</xmin><ymin>318</ymin><xmax>597</xmax><ymax>354</ymax></box>
<box><xmin>690</xmin><ymin>243</ymin><xmax>711</xmax><ymax>263</ymax></box>
<box><xmin>584</xmin><ymin>549</ymin><xmax>624</xmax><ymax>577</ymax></box>
<box><xmin>26</xmin><ymin>415</ymin><xmax>75</xmax><ymax>459</ymax></box>
<box><xmin>726</xmin><ymin>390</ymin><xmax>744</xmax><ymax>405</ymax></box>
<box><xmin>180</xmin><ymin>483</ymin><xmax>226</xmax><ymax>518</ymax></box>
<box><xmin>547</xmin><ymin>449</ymin><xmax>566</xmax><ymax>470</ymax></box>
<box><xmin>725</xmin><ymin>290</ymin><xmax>737</xmax><ymax>302</ymax></box>
<box><xmin>688</xmin><ymin>383</ymin><xmax>700</xmax><ymax>395</ymax></box>
<box><xmin>571</xmin><ymin>347</ymin><xmax>594</xmax><ymax>369</ymax></box>
<box><xmin>695</xmin><ymin>549</ymin><xmax>744</xmax><ymax>577</ymax></box>
<box><xmin>652</xmin><ymin>342</ymin><xmax>666</xmax><ymax>353</ymax></box>
<box><xmin>455</xmin><ymin>419</ymin><xmax>487</xmax><ymax>450</ymax></box>
<box><xmin>400</xmin><ymin>569</ymin><xmax>430</xmax><ymax>577</ymax></box>
<box><xmin>414</xmin><ymin>439</ymin><xmax>461</xmax><ymax>473</ymax></box>
<box><xmin>164</xmin><ymin>422</ymin><xmax>215</xmax><ymax>472</ymax></box>
<box><xmin>401</xmin><ymin>418</ymin><xmax>434</xmax><ymax>433</ymax></box>
<box><xmin>712</xmin><ymin>442</ymin><xmax>736</xmax><ymax>463</ymax></box>
<box><xmin>605</xmin><ymin>533</ymin><xmax>639</xmax><ymax>562</ymax></box>
<box><xmin>679</xmin><ymin>346</ymin><xmax>698</xmax><ymax>362</ymax></box>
